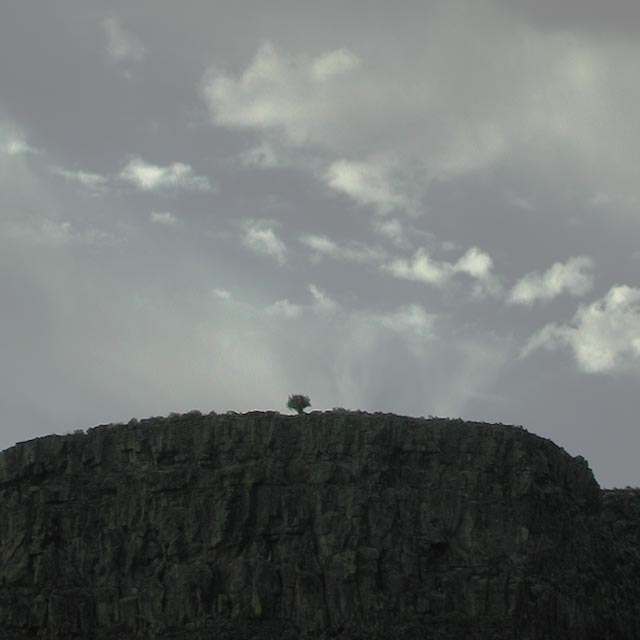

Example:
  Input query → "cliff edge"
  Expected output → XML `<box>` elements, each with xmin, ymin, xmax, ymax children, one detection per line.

<box><xmin>0</xmin><ymin>411</ymin><xmax>638</xmax><ymax>639</ymax></box>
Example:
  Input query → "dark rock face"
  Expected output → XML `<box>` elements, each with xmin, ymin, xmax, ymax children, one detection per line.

<box><xmin>0</xmin><ymin>412</ymin><xmax>638</xmax><ymax>639</ymax></box>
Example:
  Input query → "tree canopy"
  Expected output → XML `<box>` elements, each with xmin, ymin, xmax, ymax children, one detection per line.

<box><xmin>287</xmin><ymin>394</ymin><xmax>311</xmax><ymax>415</ymax></box>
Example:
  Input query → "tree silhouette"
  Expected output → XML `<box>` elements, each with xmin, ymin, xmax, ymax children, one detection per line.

<box><xmin>287</xmin><ymin>394</ymin><xmax>311</xmax><ymax>415</ymax></box>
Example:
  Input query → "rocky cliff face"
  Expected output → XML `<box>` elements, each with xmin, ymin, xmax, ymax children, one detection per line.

<box><xmin>0</xmin><ymin>411</ymin><xmax>638</xmax><ymax>639</ymax></box>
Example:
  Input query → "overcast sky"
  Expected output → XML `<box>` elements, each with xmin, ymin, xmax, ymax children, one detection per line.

<box><xmin>2</xmin><ymin>1</ymin><xmax>640</xmax><ymax>487</ymax></box>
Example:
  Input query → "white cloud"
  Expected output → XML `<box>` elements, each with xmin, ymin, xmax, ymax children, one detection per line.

<box><xmin>372</xmin><ymin>218</ymin><xmax>408</xmax><ymax>247</ymax></box>
<box><xmin>263</xmin><ymin>285</ymin><xmax>338</xmax><ymax>320</ymax></box>
<box><xmin>308</xmin><ymin>284</ymin><xmax>338</xmax><ymax>313</ymax></box>
<box><xmin>0</xmin><ymin>122</ymin><xmax>37</xmax><ymax>157</ymax></box>
<box><xmin>378</xmin><ymin>304</ymin><xmax>435</xmax><ymax>337</ymax></box>
<box><xmin>52</xmin><ymin>167</ymin><xmax>108</xmax><ymax>191</ymax></box>
<box><xmin>203</xmin><ymin>42</ymin><xmax>362</xmax><ymax>146</ymax></box>
<box><xmin>384</xmin><ymin>245</ymin><xmax>499</xmax><ymax>296</ymax></box>
<box><xmin>103</xmin><ymin>18</ymin><xmax>146</xmax><ymax>64</ymax></box>
<box><xmin>203</xmin><ymin>21</ymin><xmax>640</xmax><ymax>219</ymax></box>
<box><xmin>509</xmin><ymin>256</ymin><xmax>594</xmax><ymax>305</ymax></box>
<box><xmin>202</xmin><ymin>40</ymin><xmax>508</xmax><ymax>213</ymax></box>
<box><xmin>456</xmin><ymin>248</ymin><xmax>502</xmax><ymax>298</ymax></box>
<box><xmin>324</xmin><ymin>158</ymin><xmax>406</xmax><ymax>213</ymax></box>
<box><xmin>212</xmin><ymin>288</ymin><xmax>232</xmax><ymax>301</ymax></box>
<box><xmin>242</xmin><ymin>220</ymin><xmax>287</xmax><ymax>264</ymax></box>
<box><xmin>234</xmin><ymin>285</ymin><xmax>339</xmax><ymax>321</ymax></box>
<box><xmin>455</xmin><ymin>247</ymin><xmax>494</xmax><ymax>280</ymax></box>
<box><xmin>120</xmin><ymin>157</ymin><xmax>212</xmax><ymax>192</ymax></box>
<box><xmin>385</xmin><ymin>248</ymin><xmax>451</xmax><ymax>287</ymax></box>
<box><xmin>299</xmin><ymin>233</ymin><xmax>337</xmax><ymax>256</ymax></box>
<box><xmin>371</xmin><ymin>218</ymin><xmax>441</xmax><ymax>250</ymax></box>
<box><xmin>300</xmin><ymin>233</ymin><xmax>384</xmax><ymax>264</ymax></box>
<box><xmin>3</xmin><ymin>138</ymin><xmax>35</xmax><ymax>156</ymax></box>
<box><xmin>262</xmin><ymin>288</ymin><xmax>433</xmax><ymax>337</ymax></box>
<box><xmin>150</xmin><ymin>211</ymin><xmax>179</xmax><ymax>226</ymax></box>
<box><xmin>0</xmin><ymin>118</ymin><xmax>121</xmax><ymax>248</ymax></box>
<box><xmin>204</xmin><ymin>44</ymin><xmax>424</xmax><ymax>213</ymax></box>
<box><xmin>311</xmin><ymin>49</ymin><xmax>361</xmax><ymax>82</ymax></box>
<box><xmin>5</xmin><ymin>139</ymin><xmax>27</xmax><ymax>155</ymax></box>
<box><xmin>524</xmin><ymin>285</ymin><xmax>640</xmax><ymax>373</ymax></box>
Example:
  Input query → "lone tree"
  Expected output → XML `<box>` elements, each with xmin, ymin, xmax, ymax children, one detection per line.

<box><xmin>287</xmin><ymin>394</ymin><xmax>311</xmax><ymax>415</ymax></box>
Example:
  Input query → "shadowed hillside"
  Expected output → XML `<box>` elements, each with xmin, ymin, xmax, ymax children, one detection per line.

<box><xmin>1</xmin><ymin>411</ymin><xmax>639</xmax><ymax>639</ymax></box>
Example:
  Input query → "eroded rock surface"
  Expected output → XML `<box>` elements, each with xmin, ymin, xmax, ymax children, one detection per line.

<box><xmin>0</xmin><ymin>411</ymin><xmax>638</xmax><ymax>639</ymax></box>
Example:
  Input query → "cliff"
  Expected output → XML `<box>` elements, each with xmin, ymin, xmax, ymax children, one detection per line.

<box><xmin>0</xmin><ymin>411</ymin><xmax>638</xmax><ymax>639</ymax></box>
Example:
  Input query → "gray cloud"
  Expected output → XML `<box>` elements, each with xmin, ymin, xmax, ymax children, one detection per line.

<box><xmin>2</xmin><ymin>3</ymin><xmax>640</xmax><ymax>489</ymax></box>
<box><xmin>509</xmin><ymin>256</ymin><xmax>594</xmax><ymax>305</ymax></box>
<box><xmin>150</xmin><ymin>211</ymin><xmax>179</xmax><ymax>226</ymax></box>
<box><xmin>524</xmin><ymin>285</ymin><xmax>640</xmax><ymax>373</ymax></box>
<box><xmin>202</xmin><ymin>23</ymin><xmax>640</xmax><ymax>219</ymax></box>
<box><xmin>51</xmin><ymin>167</ymin><xmax>109</xmax><ymax>192</ymax></box>
<box><xmin>300</xmin><ymin>234</ymin><xmax>385</xmax><ymax>264</ymax></box>
<box><xmin>120</xmin><ymin>157</ymin><xmax>212</xmax><ymax>192</ymax></box>
<box><xmin>384</xmin><ymin>246</ymin><xmax>501</xmax><ymax>299</ymax></box>
<box><xmin>103</xmin><ymin>17</ymin><xmax>146</xmax><ymax>65</ymax></box>
<box><xmin>242</xmin><ymin>219</ymin><xmax>288</xmax><ymax>264</ymax></box>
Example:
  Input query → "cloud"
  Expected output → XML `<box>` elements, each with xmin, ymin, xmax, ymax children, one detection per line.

<box><xmin>103</xmin><ymin>18</ymin><xmax>146</xmax><ymax>64</ymax></box>
<box><xmin>210</xmin><ymin>285</ymin><xmax>509</xmax><ymax>418</ymax></box>
<box><xmin>259</xmin><ymin>287</ymin><xmax>432</xmax><ymax>339</ymax></box>
<box><xmin>2</xmin><ymin>219</ymin><xmax>120</xmax><ymax>246</ymax></box>
<box><xmin>203</xmin><ymin>18</ymin><xmax>640</xmax><ymax>219</ymax></box>
<box><xmin>311</xmin><ymin>48</ymin><xmax>361</xmax><ymax>81</ymax></box>
<box><xmin>263</xmin><ymin>285</ymin><xmax>339</xmax><ymax>318</ymax></box>
<box><xmin>3</xmin><ymin>138</ymin><xmax>36</xmax><ymax>156</ymax></box>
<box><xmin>0</xmin><ymin>122</ymin><xmax>37</xmax><ymax>157</ymax></box>
<box><xmin>455</xmin><ymin>247</ymin><xmax>494</xmax><ymax>280</ymax></box>
<box><xmin>384</xmin><ymin>246</ymin><xmax>499</xmax><ymax>296</ymax></box>
<box><xmin>378</xmin><ymin>304</ymin><xmax>435</xmax><ymax>337</ymax></box>
<box><xmin>0</xmin><ymin>116</ymin><xmax>122</xmax><ymax>249</ymax></box>
<box><xmin>509</xmin><ymin>256</ymin><xmax>594</xmax><ymax>305</ymax></box>
<box><xmin>300</xmin><ymin>233</ymin><xmax>384</xmax><ymax>264</ymax></box>
<box><xmin>324</xmin><ymin>158</ymin><xmax>406</xmax><ymax>213</ymax></box>
<box><xmin>203</xmin><ymin>42</ymin><xmax>362</xmax><ymax>146</ymax></box>
<box><xmin>150</xmin><ymin>211</ymin><xmax>179</xmax><ymax>226</ymax></box>
<box><xmin>456</xmin><ymin>248</ymin><xmax>502</xmax><ymax>298</ymax></box>
<box><xmin>212</xmin><ymin>288</ymin><xmax>232</xmax><ymax>301</ymax></box>
<box><xmin>203</xmin><ymin>43</ymin><xmax>421</xmax><ymax>213</ymax></box>
<box><xmin>52</xmin><ymin>167</ymin><xmax>108</xmax><ymax>191</ymax></box>
<box><xmin>372</xmin><ymin>218</ymin><xmax>409</xmax><ymax>247</ymax></box>
<box><xmin>242</xmin><ymin>220</ymin><xmax>287</xmax><ymax>264</ymax></box>
<box><xmin>308</xmin><ymin>284</ymin><xmax>338</xmax><ymax>313</ymax></box>
<box><xmin>120</xmin><ymin>157</ymin><xmax>212</xmax><ymax>192</ymax></box>
<box><xmin>371</xmin><ymin>218</ymin><xmax>442</xmax><ymax>251</ymax></box>
<box><xmin>265</xmin><ymin>299</ymin><xmax>303</xmax><ymax>319</ymax></box>
<box><xmin>524</xmin><ymin>285</ymin><xmax>640</xmax><ymax>373</ymax></box>
<box><xmin>385</xmin><ymin>248</ymin><xmax>450</xmax><ymax>287</ymax></box>
<box><xmin>240</xmin><ymin>141</ymin><xmax>281</xmax><ymax>168</ymax></box>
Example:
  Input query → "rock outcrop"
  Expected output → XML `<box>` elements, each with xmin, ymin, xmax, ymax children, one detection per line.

<box><xmin>0</xmin><ymin>411</ymin><xmax>638</xmax><ymax>639</ymax></box>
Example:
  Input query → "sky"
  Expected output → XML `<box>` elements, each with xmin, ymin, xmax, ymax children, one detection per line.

<box><xmin>1</xmin><ymin>1</ymin><xmax>639</xmax><ymax>487</ymax></box>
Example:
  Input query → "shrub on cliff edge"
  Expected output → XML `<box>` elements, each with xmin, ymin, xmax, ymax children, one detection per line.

<box><xmin>287</xmin><ymin>394</ymin><xmax>311</xmax><ymax>415</ymax></box>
